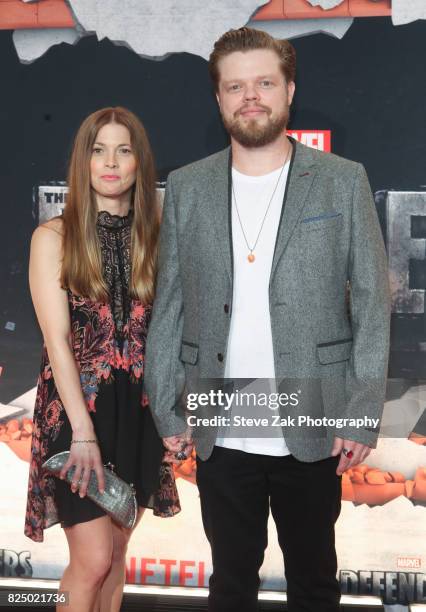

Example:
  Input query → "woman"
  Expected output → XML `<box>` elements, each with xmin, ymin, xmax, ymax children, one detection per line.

<box><xmin>25</xmin><ymin>107</ymin><xmax>180</xmax><ymax>612</ymax></box>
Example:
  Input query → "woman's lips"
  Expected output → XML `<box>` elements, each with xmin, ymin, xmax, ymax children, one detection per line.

<box><xmin>101</xmin><ymin>175</ymin><xmax>120</xmax><ymax>180</ymax></box>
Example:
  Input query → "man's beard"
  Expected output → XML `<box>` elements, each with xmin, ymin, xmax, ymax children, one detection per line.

<box><xmin>222</xmin><ymin>103</ymin><xmax>289</xmax><ymax>148</ymax></box>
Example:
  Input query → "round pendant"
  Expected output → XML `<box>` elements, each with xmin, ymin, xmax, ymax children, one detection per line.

<box><xmin>247</xmin><ymin>253</ymin><xmax>255</xmax><ymax>263</ymax></box>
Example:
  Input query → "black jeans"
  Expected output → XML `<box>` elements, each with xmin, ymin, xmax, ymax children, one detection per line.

<box><xmin>196</xmin><ymin>446</ymin><xmax>342</xmax><ymax>612</ymax></box>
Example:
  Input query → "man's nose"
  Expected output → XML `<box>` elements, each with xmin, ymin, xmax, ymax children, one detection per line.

<box><xmin>243</xmin><ymin>84</ymin><xmax>260</xmax><ymax>102</ymax></box>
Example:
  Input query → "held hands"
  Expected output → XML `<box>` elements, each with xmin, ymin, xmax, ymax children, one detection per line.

<box><xmin>163</xmin><ymin>430</ymin><xmax>194</xmax><ymax>465</ymax></box>
<box><xmin>331</xmin><ymin>437</ymin><xmax>372</xmax><ymax>475</ymax></box>
<box><xmin>60</xmin><ymin>430</ymin><xmax>105</xmax><ymax>497</ymax></box>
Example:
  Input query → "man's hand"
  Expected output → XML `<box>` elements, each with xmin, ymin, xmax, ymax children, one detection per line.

<box><xmin>163</xmin><ymin>431</ymin><xmax>194</xmax><ymax>464</ymax></box>
<box><xmin>331</xmin><ymin>437</ymin><xmax>372</xmax><ymax>475</ymax></box>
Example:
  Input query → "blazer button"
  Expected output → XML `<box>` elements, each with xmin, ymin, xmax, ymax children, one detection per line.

<box><xmin>224</xmin><ymin>304</ymin><xmax>229</xmax><ymax>314</ymax></box>
<box><xmin>217</xmin><ymin>353</ymin><xmax>224</xmax><ymax>362</ymax></box>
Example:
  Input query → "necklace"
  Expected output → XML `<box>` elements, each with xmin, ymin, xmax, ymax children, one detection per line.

<box><xmin>232</xmin><ymin>147</ymin><xmax>291</xmax><ymax>263</ymax></box>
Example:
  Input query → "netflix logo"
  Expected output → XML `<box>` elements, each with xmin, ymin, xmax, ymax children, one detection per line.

<box><xmin>287</xmin><ymin>130</ymin><xmax>331</xmax><ymax>152</ymax></box>
<box><xmin>126</xmin><ymin>557</ymin><xmax>207</xmax><ymax>586</ymax></box>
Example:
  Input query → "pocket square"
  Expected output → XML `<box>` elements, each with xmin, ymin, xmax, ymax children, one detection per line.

<box><xmin>301</xmin><ymin>212</ymin><xmax>342</xmax><ymax>224</ymax></box>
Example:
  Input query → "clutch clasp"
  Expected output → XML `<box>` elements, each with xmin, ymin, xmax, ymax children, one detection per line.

<box><xmin>105</xmin><ymin>462</ymin><xmax>115</xmax><ymax>473</ymax></box>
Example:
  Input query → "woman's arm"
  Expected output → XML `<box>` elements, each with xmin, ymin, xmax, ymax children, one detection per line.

<box><xmin>29</xmin><ymin>219</ymin><xmax>105</xmax><ymax>495</ymax></box>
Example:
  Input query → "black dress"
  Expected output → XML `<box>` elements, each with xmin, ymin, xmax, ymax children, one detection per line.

<box><xmin>25</xmin><ymin>210</ymin><xmax>180</xmax><ymax>541</ymax></box>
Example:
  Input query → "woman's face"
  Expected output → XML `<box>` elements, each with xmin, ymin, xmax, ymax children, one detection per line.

<box><xmin>90</xmin><ymin>122</ymin><xmax>137</xmax><ymax>202</ymax></box>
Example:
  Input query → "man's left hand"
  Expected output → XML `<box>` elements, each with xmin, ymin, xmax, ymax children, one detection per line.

<box><xmin>331</xmin><ymin>437</ymin><xmax>372</xmax><ymax>475</ymax></box>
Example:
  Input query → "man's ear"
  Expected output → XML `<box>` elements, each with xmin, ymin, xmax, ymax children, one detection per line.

<box><xmin>287</xmin><ymin>81</ymin><xmax>296</xmax><ymax>106</ymax></box>
<box><xmin>216</xmin><ymin>92</ymin><xmax>221</xmax><ymax>109</ymax></box>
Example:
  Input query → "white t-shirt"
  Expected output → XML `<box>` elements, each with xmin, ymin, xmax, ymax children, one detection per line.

<box><xmin>215</xmin><ymin>162</ymin><xmax>291</xmax><ymax>456</ymax></box>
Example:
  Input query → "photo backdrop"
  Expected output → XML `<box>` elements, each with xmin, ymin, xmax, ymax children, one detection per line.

<box><xmin>1</xmin><ymin>5</ymin><xmax>426</xmax><ymax>607</ymax></box>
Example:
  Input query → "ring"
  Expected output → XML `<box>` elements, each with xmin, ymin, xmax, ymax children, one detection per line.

<box><xmin>342</xmin><ymin>448</ymin><xmax>354</xmax><ymax>459</ymax></box>
<box><xmin>175</xmin><ymin>451</ymin><xmax>187</xmax><ymax>461</ymax></box>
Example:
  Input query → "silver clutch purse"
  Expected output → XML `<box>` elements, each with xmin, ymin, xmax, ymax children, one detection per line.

<box><xmin>42</xmin><ymin>451</ymin><xmax>138</xmax><ymax>529</ymax></box>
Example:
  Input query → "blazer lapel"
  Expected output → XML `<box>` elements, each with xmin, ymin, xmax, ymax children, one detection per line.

<box><xmin>209</xmin><ymin>147</ymin><xmax>233</xmax><ymax>283</ymax></box>
<box><xmin>270</xmin><ymin>140</ymin><xmax>318</xmax><ymax>283</ymax></box>
<box><xmin>206</xmin><ymin>141</ymin><xmax>318</xmax><ymax>285</ymax></box>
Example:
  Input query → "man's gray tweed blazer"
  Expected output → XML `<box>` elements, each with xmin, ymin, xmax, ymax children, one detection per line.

<box><xmin>145</xmin><ymin>139</ymin><xmax>391</xmax><ymax>462</ymax></box>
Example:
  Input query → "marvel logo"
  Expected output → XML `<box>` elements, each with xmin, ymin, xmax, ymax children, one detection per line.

<box><xmin>287</xmin><ymin>130</ymin><xmax>331</xmax><ymax>152</ymax></box>
<box><xmin>397</xmin><ymin>557</ymin><xmax>421</xmax><ymax>569</ymax></box>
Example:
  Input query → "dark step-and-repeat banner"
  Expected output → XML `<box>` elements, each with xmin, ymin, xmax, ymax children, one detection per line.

<box><xmin>0</xmin><ymin>1</ymin><xmax>426</xmax><ymax>607</ymax></box>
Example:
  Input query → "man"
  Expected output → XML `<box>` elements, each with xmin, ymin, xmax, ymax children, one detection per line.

<box><xmin>145</xmin><ymin>27</ymin><xmax>390</xmax><ymax>612</ymax></box>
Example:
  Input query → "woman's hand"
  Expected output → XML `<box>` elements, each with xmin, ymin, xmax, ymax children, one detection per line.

<box><xmin>60</xmin><ymin>437</ymin><xmax>105</xmax><ymax>496</ymax></box>
<box><xmin>163</xmin><ymin>431</ymin><xmax>194</xmax><ymax>464</ymax></box>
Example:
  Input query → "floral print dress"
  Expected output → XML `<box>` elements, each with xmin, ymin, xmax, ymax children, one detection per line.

<box><xmin>25</xmin><ymin>210</ymin><xmax>180</xmax><ymax>542</ymax></box>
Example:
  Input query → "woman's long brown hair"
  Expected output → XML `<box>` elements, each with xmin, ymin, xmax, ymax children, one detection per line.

<box><xmin>61</xmin><ymin>107</ymin><xmax>159</xmax><ymax>304</ymax></box>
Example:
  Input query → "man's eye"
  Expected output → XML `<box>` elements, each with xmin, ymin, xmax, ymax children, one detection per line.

<box><xmin>229</xmin><ymin>84</ymin><xmax>241</xmax><ymax>91</ymax></box>
<box><xmin>260</xmin><ymin>80</ymin><xmax>273</xmax><ymax>87</ymax></box>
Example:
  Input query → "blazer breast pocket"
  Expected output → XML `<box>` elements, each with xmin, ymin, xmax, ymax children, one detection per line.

<box><xmin>299</xmin><ymin>212</ymin><xmax>343</xmax><ymax>233</ymax></box>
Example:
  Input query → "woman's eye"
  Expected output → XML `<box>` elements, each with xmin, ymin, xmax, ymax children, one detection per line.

<box><xmin>119</xmin><ymin>148</ymin><xmax>132</xmax><ymax>154</ymax></box>
<box><xmin>92</xmin><ymin>147</ymin><xmax>103</xmax><ymax>154</ymax></box>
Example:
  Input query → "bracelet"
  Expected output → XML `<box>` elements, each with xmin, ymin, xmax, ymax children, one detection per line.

<box><xmin>71</xmin><ymin>439</ymin><xmax>98</xmax><ymax>444</ymax></box>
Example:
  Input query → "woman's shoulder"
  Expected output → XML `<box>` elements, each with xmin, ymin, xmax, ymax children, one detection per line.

<box><xmin>39</xmin><ymin>215</ymin><xmax>64</xmax><ymax>235</ymax></box>
<box><xmin>31</xmin><ymin>216</ymin><xmax>64</xmax><ymax>254</ymax></box>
